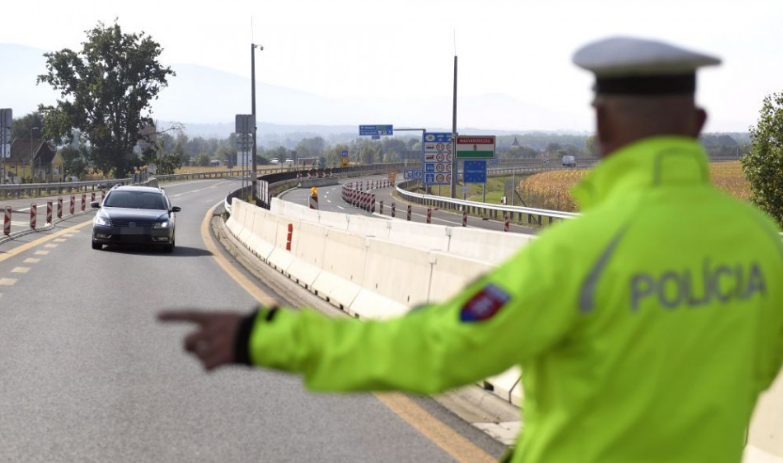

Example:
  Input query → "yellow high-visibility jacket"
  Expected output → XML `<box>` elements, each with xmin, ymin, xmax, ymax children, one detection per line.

<box><xmin>242</xmin><ymin>136</ymin><xmax>783</xmax><ymax>463</ymax></box>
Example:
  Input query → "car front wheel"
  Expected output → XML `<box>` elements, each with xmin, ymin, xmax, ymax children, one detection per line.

<box><xmin>92</xmin><ymin>240</ymin><xmax>102</xmax><ymax>250</ymax></box>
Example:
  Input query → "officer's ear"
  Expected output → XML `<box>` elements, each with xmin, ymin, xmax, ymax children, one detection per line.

<box><xmin>595</xmin><ymin>103</ymin><xmax>613</xmax><ymax>158</ymax></box>
<box><xmin>692</xmin><ymin>108</ymin><xmax>708</xmax><ymax>138</ymax></box>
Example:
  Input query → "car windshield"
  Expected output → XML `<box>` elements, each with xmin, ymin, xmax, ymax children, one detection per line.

<box><xmin>104</xmin><ymin>191</ymin><xmax>166</xmax><ymax>210</ymax></box>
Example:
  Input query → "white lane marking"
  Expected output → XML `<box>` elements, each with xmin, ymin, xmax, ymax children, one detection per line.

<box><xmin>35</xmin><ymin>251</ymin><xmax>49</xmax><ymax>255</ymax></box>
<box><xmin>24</xmin><ymin>258</ymin><xmax>40</xmax><ymax>264</ymax></box>
<box><xmin>327</xmin><ymin>200</ymin><xmax>332</xmax><ymax>203</ymax></box>
<box><xmin>337</xmin><ymin>206</ymin><xmax>345</xmax><ymax>210</ymax></box>
<box><xmin>54</xmin><ymin>238</ymin><xmax>66</xmax><ymax>243</ymax></box>
<box><xmin>12</xmin><ymin>267</ymin><xmax>30</xmax><ymax>274</ymax></box>
<box><xmin>0</xmin><ymin>278</ymin><xmax>18</xmax><ymax>286</ymax></box>
<box><xmin>44</xmin><ymin>244</ymin><xmax>58</xmax><ymax>249</ymax></box>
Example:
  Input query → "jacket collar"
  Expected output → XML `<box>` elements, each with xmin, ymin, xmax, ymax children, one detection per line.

<box><xmin>572</xmin><ymin>136</ymin><xmax>710</xmax><ymax>211</ymax></box>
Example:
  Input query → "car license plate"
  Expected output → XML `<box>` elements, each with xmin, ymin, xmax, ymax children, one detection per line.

<box><xmin>122</xmin><ymin>227</ymin><xmax>142</xmax><ymax>235</ymax></box>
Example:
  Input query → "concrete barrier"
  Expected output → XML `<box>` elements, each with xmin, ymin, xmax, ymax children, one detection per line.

<box><xmin>347</xmin><ymin>215</ymin><xmax>392</xmax><ymax>239</ymax></box>
<box><xmin>388</xmin><ymin>220</ymin><xmax>450</xmax><ymax>251</ymax></box>
<box><xmin>360</xmin><ymin>237</ymin><xmax>432</xmax><ymax>308</ymax></box>
<box><xmin>246</xmin><ymin>208</ymin><xmax>276</xmax><ymax>260</ymax></box>
<box><xmin>428</xmin><ymin>251</ymin><xmax>494</xmax><ymax>303</ymax></box>
<box><xmin>448</xmin><ymin>227</ymin><xmax>536</xmax><ymax>264</ymax></box>
<box><xmin>748</xmin><ymin>373</ymin><xmax>783</xmax><ymax>459</ymax></box>
<box><xmin>287</xmin><ymin>221</ymin><xmax>328</xmax><ymax>289</ymax></box>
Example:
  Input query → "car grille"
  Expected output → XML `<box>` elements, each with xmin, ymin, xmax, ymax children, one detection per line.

<box><xmin>112</xmin><ymin>219</ymin><xmax>156</xmax><ymax>228</ymax></box>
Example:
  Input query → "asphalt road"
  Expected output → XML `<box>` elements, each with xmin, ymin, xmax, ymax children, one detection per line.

<box><xmin>280</xmin><ymin>175</ymin><xmax>539</xmax><ymax>234</ymax></box>
<box><xmin>0</xmin><ymin>178</ymin><xmax>505</xmax><ymax>462</ymax></box>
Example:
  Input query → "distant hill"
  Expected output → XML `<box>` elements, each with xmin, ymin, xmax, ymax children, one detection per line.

<box><xmin>1</xmin><ymin>43</ymin><xmax>586</xmax><ymax>136</ymax></box>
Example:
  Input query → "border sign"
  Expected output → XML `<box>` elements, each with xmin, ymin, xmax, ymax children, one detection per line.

<box><xmin>423</xmin><ymin>132</ymin><xmax>452</xmax><ymax>185</ymax></box>
<box><xmin>463</xmin><ymin>160</ymin><xmax>487</xmax><ymax>183</ymax></box>
<box><xmin>456</xmin><ymin>136</ymin><xmax>495</xmax><ymax>159</ymax></box>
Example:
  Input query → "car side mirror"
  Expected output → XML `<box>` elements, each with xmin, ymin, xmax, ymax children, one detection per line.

<box><xmin>90</xmin><ymin>201</ymin><xmax>100</xmax><ymax>208</ymax></box>
<box><xmin>171</xmin><ymin>206</ymin><xmax>181</xmax><ymax>213</ymax></box>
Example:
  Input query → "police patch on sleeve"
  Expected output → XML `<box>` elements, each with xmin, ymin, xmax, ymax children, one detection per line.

<box><xmin>460</xmin><ymin>284</ymin><xmax>511</xmax><ymax>322</ymax></box>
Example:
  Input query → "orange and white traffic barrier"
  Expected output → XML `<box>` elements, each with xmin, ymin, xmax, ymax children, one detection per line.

<box><xmin>30</xmin><ymin>203</ymin><xmax>37</xmax><ymax>230</ymax></box>
<box><xmin>504</xmin><ymin>215</ymin><xmax>510</xmax><ymax>232</ymax></box>
<box><xmin>46</xmin><ymin>201</ymin><xmax>53</xmax><ymax>224</ymax></box>
<box><xmin>286</xmin><ymin>224</ymin><xmax>293</xmax><ymax>251</ymax></box>
<box><xmin>407</xmin><ymin>205</ymin><xmax>412</xmax><ymax>221</ymax></box>
<box><xmin>4</xmin><ymin>206</ymin><xmax>11</xmax><ymax>236</ymax></box>
<box><xmin>309</xmin><ymin>195</ymin><xmax>318</xmax><ymax>210</ymax></box>
<box><xmin>426</xmin><ymin>208</ymin><xmax>432</xmax><ymax>224</ymax></box>
<box><xmin>462</xmin><ymin>211</ymin><xmax>467</xmax><ymax>227</ymax></box>
<box><xmin>70</xmin><ymin>195</ymin><xmax>75</xmax><ymax>215</ymax></box>
<box><xmin>81</xmin><ymin>193</ymin><xmax>86</xmax><ymax>212</ymax></box>
<box><xmin>57</xmin><ymin>197</ymin><xmax>63</xmax><ymax>219</ymax></box>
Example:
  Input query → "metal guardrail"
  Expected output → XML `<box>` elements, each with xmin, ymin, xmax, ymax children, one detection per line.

<box><xmin>395</xmin><ymin>180</ymin><xmax>578</xmax><ymax>226</ymax></box>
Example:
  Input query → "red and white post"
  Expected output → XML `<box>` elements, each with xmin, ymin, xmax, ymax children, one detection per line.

<box><xmin>407</xmin><ymin>205</ymin><xmax>412</xmax><ymax>221</ymax></box>
<box><xmin>57</xmin><ymin>197</ymin><xmax>63</xmax><ymax>219</ymax></box>
<box><xmin>379</xmin><ymin>201</ymin><xmax>384</xmax><ymax>215</ymax></box>
<box><xmin>81</xmin><ymin>193</ymin><xmax>86</xmax><ymax>212</ymax></box>
<box><xmin>70</xmin><ymin>195</ymin><xmax>75</xmax><ymax>215</ymax></box>
<box><xmin>371</xmin><ymin>194</ymin><xmax>376</xmax><ymax>213</ymax></box>
<box><xmin>91</xmin><ymin>191</ymin><xmax>96</xmax><ymax>202</ymax></box>
<box><xmin>392</xmin><ymin>203</ymin><xmax>396</xmax><ymax>218</ymax></box>
<box><xmin>30</xmin><ymin>203</ymin><xmax>37</xmax><ymax>230</ymax></box>
<box><xmin>46</xmin><ymin>201</ymin><xmax>53</xmax><ymax>224</ymax></box>
<box><xmin>462</xmin><ymin>211</ymin><xmax>467</xmax><ymax>227</ymax></box>
<box><xmin>426</xmin><ymin>208</ymin><xmax>432</xmax><ymax>224</ymax></box>
<box><xmin>504</xmin><ymin>215</ymin><xmax>510</xmax><ymax>232</ymax></box>
<box><xmin>4</xmin><ymin>206</ymin><xmax>11</xmax><ymax>236</ymax></box>
<box><xmin>286</xmin><ymin>224</ymin><xmax>294</xmax><ymax>251</ymax></box>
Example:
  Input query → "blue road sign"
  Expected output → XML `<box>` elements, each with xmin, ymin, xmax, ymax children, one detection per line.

<box><xmin>360</xmin><ymin>125</ymin><xmax>393</xmax><ymax>136</ymax></box>
<box><xmin>341</xmin><ymin>150</ymin><xmax>348</xmax><ymax>157</ymax></box>
<box><xmin>488</xmin><ymin>158</ymin><xmax>499</xmax><ymax>165</ymax></box>
<box><xmin>404</xmin><ymin>169</ymin><xmax>422</xmax><ymax>180</ymax></box>
<box><xmin>463</xmin><ymin>160</ymin><xmax>487</xmax><ymax>183</ymax></box>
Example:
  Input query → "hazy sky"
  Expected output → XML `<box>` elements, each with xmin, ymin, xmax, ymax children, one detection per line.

<box><xmin>1</xmin><ymin>0</ymin><xmax>781</xmax><ymax>132</ymax></box>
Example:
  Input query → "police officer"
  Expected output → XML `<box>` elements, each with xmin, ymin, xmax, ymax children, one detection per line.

<box><xmin>159</xmin><ymin>37</ymin><xmax>783</xmax><ymax>463</ymax></box>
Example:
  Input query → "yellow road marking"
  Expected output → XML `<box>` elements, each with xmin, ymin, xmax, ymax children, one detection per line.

<box><xmin>200</xmin><ymin>204</ymin><xmax>277</xmax><ymax>307</ymax></box>
<box><xmin>200</xmin><ymin>205</ymin><xmax>494</xmax><ymax>462</ymax></box>
<box><xmin>12</xmin><ymin>267</ymin><xmax>30</xmax><ymax>274</ymax></box>
<box><xmin>0</xmin><ymin>220</ymin><xmax>92</xmax><ymax>264</ymax></box>
<box><xmin>0</xmin><ymin>278</ymin><xmax>18</xmax><ymax>286</ymax></box>
<box><xmin>24</xmin><ymin>258</ymin><xmax>40</xmax><ymax>264</ymax></box>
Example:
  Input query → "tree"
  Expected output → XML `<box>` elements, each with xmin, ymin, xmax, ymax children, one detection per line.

<box><xmin>157</xmin><ymin>153</ymin><xmax>181</xmax><ymax>175</ymax></box>
<box><xmin>583</xmin><ymin>135</ymin><xmax>599</xmax><ymax>158</ymax></box>
<box><xmin>59</xmin><ymin>144</ymin><xmax>89</xmax><ymax>179</ymax></box>
<box><xmin>194</xmin><ymin>153</ymin><xmax>210</xmax><ymax>166</ymax></box>
<box><xmin>11</xmin><ymin>112</ymin><xmax>46</xmax><ymax>142</ymax></box>
<box><xmin>37</xmin><ymin>21</ymin><xmax>174</xmax><ymax>179</ymax></box>
<box><xmin>743</xmin><ymin>92</ymin><xmax>783</xmax><ymax>226</ymax></box>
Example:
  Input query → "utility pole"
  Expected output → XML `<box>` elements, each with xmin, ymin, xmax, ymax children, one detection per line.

<box><xmin>450</xmin><ymin>55</ymin><xmax>458</xmax><ymax>199</ymax></box>
<box><xmin>251</xmin><ymin>43</ymin><xmax>263</xmax><ymax>203</ymax></box>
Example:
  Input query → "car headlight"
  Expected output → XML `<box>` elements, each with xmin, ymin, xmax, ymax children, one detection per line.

<box><xmin>95</xmin><ymin>214</ymin><xmax>111</xmax><ymax>226</ymax></box>
<box><xmin>153</xmin><ymin>220</ymin><xmax>170</xmax><ymax>229</ymax></box>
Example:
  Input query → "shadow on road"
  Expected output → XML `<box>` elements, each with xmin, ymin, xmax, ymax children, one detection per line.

<box><xmin>99</xmin><ymin>245</ymin><xmax>212</xmax><ymax>257</ymax></box>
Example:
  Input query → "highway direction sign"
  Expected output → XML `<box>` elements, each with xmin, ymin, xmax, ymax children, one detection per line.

<box><xmin>422</xmin><ymin>132</ymin><xmax>452</xmax><ymax>186</ymax></box>
<box><xmin>0</xmin><ymin>108</ymin><xmax>11</xmax><ymax>157</ymax></box>
<box><xmin>463</xmin><ymin>160</ymin><xmax>487</xmax><ymax>183</ymax></box>
<box><xmin>456</xmin><ymin>136</ymin><xmax>495</xmax><ymax>159</ymax></box>
<box><xmin>359</xmin><ymin>125</ymin><xmax>393</xmax><ymax>136</ymax></box>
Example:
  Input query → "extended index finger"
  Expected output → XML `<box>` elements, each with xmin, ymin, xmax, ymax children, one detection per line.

<box><xmin>157</xmin><ymin>310</ymin><xmax>212</xmax><ymax>326</ymax></box>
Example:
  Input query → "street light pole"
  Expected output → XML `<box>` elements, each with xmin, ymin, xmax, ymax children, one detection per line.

<box><xmin>30</xmin><ymin>126</ymin><xmax>39</xmax><ymax>182</ymax></box>
<box><xmin>251</xmin><ymin>43</ymin><xmax>263</xmax><ymax>203</ymax></box>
